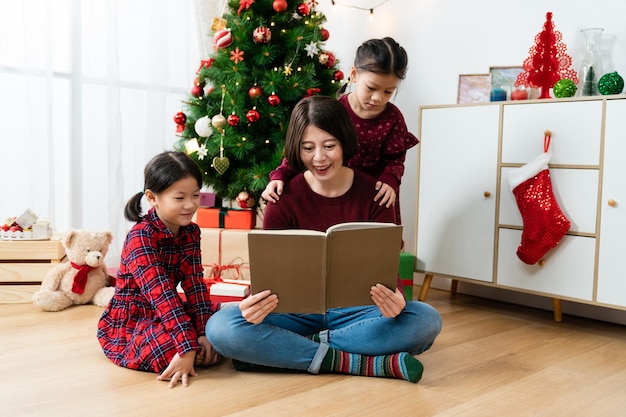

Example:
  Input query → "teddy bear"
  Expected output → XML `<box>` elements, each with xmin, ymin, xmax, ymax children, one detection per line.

<box><xmin>32</xmin><ymin>229</ymin><xmax>115</xmax><ymax>312</ymax></box>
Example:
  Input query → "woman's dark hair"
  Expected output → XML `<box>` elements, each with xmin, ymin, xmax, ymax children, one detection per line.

<box><xmin>283</xmin><ymin>96</ymin><xmax>358</xmax><ymax>172</ymax></box>
<box><xmin>338</xmin><ymin>37</ymin><xmax>408</xmax><ymax>96</ymax></box>
<box><xmin>124</xmin><ymin>151</ymin><xmax>203</xmax><ymax>222</ymax></box>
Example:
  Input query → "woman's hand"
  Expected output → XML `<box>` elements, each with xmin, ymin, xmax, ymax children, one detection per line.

<box><xmin>194</xmin><ymin>335</ymin><xmax>221</xmax><ymax>367</ymax></box>
<box><xmin>156</xmin><ymin>351</ymin><xmax>197</xmax><ymax>388</ymax></box>
<box><xmin>374</xmin><ymin>181</ymin><xmax>396</xmax><ymax>208</ymax></box>
<box><xmin>370</xmin><ymin>284</ymin><xmax>406</xmax><ymax>318</ymax></box>
<box><xmin>239</xmin><ymin>289</ymin><xmax>279</xmax><ymax>324</ymax></box>
<box><xmin>261</xmin><ymin>180</ymin><xmax>285</xmax><ymax>203</ymax></box>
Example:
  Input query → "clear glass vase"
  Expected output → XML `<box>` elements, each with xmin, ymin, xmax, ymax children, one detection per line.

<box><xmin>578</xmin><ymin>28</ymin><xmax>604</xmax><ymax>96</ymax></box>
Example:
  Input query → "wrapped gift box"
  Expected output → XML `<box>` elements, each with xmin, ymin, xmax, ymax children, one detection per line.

<box><xmin>201</xmin><ymin>228</ymin><xmax>251</xmax><ymax>281</ymax></box>
<box><xmin>200</xmin><ymin>192</ymin><xmax>218</xmax><ymax>208</ymax></box>
<box><xmin>195</xmin><ymin>207</ymin><xmax>256</xmax><ymax>230</ymax></box>
<box><xmin>207</xmin><ymin>279</ymin><xmax>250</xmax><ymax>305</ymax></box>
<box><xmin>399</xmin><ymin>252</ymin><xmax>415</xmax><ymax>300</ymax></box>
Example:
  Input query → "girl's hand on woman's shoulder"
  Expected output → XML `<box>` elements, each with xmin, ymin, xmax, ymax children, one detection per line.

<box><xmin>374</xmin><ymin>181</ymin><xmax>396</xmax><ymax>208</ymax></box>
<box><xmin>239</xmin><ymin>289</ymin><xmax>279</xmax><ymax>324</ymax></box>
<box><xmin>370</xmin><ymin>284</ymin><xmax>405</xmax><ymax>318</ymax></box>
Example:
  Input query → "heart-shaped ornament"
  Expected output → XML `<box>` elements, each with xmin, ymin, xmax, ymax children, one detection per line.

<box><xmin>212</xmin><ymin>156</ymin><xmax>230</xmax><ymax>175</ymax></box>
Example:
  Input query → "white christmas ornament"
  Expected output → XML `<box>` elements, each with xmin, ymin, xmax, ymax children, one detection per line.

<box><xmin>197</xmin><ymin>144</ymin><xmax>208</xmax><ymax>160</ymax></box>
<box><xmin>305</xmin><ymin>41</ymin><xmax>319</xmax><ymax>57</ymax></box>
<box><xmin>194</xmin><ymin>116</ymin><xmax>213</xmax><ymax>137</ymax></box>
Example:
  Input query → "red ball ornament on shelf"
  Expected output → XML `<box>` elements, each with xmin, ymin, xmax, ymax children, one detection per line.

<box><xmin>273</xmin><ymin>0</ymin><xmax>288</xmax><ymax>13</ymax></box>
<box><xmin>253</xmin><ymin>26</ymin><xmax>272</xmax><ymax>44</ymax></box>
<box><xmin>213</xmin><ymin>29</ymin><xmax>233</xmax><ymax>49</ymax></box>
<box><xmin>246</xmin><ymin>108</ymin><xmax>260</xmax><ymax>123</ymax></box>
<box><xmin>248</xmin><ymin>85</ymin><xmax>263</xmax><ymax>99</ymax></box>
<box><xmin>320</xmin><ymin>28</ymin><xmax>330</xmax><ymax>42</ymax></box>
<box><xmin>296</xmin><ymin>3</ymin><xmax>309</xmax><ymax>16</ymax></box>
<box><xmin>511</xmin><ymin>88</ymin><xmax>529</xmax><ymax>100</ymax></box>
<box><xmin>227</xmin><ymin>113</ymin><xmax>240</xmax><ymax>126</ymax></box>
<box><xmin>333</xmin><ymin>70</ymin><xmax>344</xmax><ymax>81</ymax></box>
<box><xmin>268</xmin><ymin>93</ymin><xmax>281</xmax><ymax>106</ymax></box>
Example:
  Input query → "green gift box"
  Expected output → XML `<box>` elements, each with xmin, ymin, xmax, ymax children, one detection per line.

<box><xmin>399</xmin><ymin>252</ymin><xmax>415</xmax><ymax>300</ymax></box>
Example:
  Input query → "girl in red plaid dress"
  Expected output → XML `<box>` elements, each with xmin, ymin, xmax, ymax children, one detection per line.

<box><xmin>98</xmin><ymin>151</ymin><xmax>219</xmax><ymax>388</ymax></box>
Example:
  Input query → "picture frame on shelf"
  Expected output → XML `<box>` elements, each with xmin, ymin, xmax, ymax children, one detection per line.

<box><xmin>489</xmin><ymin>66</ymin><xmax>524</xmax><ymax>90</ymax></box>
<box><xmin>457</xmin><ymin>74</ymin><xmax>491</xmax><ymax>104</ymax></box>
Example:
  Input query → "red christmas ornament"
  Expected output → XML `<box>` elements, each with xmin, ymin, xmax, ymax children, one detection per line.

<box><xmin>318</xmin><ymin>51</ymin><xmax>335</xmax><ymax>68</ymax></box>
<box><xmin>228</xmin><ymin>113</ymin><xmax>240</xmax><ymax>126</ymax></box>
<box><xmin>333</xmin><ymin>70</ymin><xmax>344</xmax><ymax>81</ymax></box>
<box><xmin>273</xmin><ymin>0</ymin><xmax>288</xmax><ymax>12</ymax></box>
<box><xmin>237</xmin><ymin>191</ymin><xmax>256</xmax><ymax>209</ymax></box>
<box><xmin>193</xmin><ymin>77</ymin><xmax>205</xmax><ymax>87</ymax></box>
<box><xmin>191</xmin><ymin>85</ymin><xmax>204</xmax><ymax>97</ymax></box>
<box><xmin>296</xmin><ymin>3</ymin><xmax>309</xmax><ymax>15</ymax></box>
<box><xmin>253</xmin><ymin>26</ymin><xmax>272</xmax><ymax>44</ymax></box>
<box><xmin>268</xmin><ymin>93</ymin><xmax>281</xmax><ymax>106</ymax></box>
<box><xmin>320</xmin><ymin>28</ymin><xmax>329</xmax><ymax>41</ymax></box>
<box><xmin>173</xmin><ymin>112</ymin><xmax>186</xmax><ymax>133</ymax></box>
<box><xmin>196</xmin><ymin>58</ymin><xmax>214</xmax><ymax>74</ymax></box>
<box><xmin>213</xmin><ymin>29</ymin><xmax>233</xmax><ymax>49</ymax></box>
<box><xmin>305</xmin><ymin>87</ymin><xmax>321</xmax><ymax>97</ymax></box>
<box><xmin>515</xmin><ymin>12</ymin><xmax>578</xmax><ymax>99</ymax></box>
<box><xmin>238</xmin><ymin>0</ymin><xmax>254</xmax><ymax>16</ymax></box>
<box><xmin>248</xmin><ymin>85</ymin><xmax>263</xmax><ymax>99</ymax></box>
<box><xmin>246</xmin><ymin>108</ymin><xmax>260</xmax><ymax>123</ymax></box>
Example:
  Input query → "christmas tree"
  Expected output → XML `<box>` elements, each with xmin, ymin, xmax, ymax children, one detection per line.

<box><xmin>174</xmin><ymin>0</ymin><xmax>343</xmax><ymax>208</ymax></box>
<box><xmin>515</xmin><ymin>12</ymin><xmax>578</xmax><ymax>99</ymax></box>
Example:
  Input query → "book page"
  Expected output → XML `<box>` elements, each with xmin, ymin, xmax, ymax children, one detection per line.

<box><xmin>248</xmin><ymin>233</ymin><xmax>326</xmax><ymax>313</ymax></box>
<box><xmin>325</xmin><ymin>221</ymin><xmax>397</xmax><ymax>233</ymax></box>
<box><xmin>326</xmin><ymin>224</ymin><xmax>402</xmax><ymax>309</ymax></box>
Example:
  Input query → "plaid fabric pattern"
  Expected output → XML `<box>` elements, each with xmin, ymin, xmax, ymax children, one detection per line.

<box><xmin>97</xmin><ymin>208</ymin><xmax>212</xmax><ymax>373</ymax></box>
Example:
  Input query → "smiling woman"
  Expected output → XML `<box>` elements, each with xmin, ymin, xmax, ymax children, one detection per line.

<box><xmin>0</xmin><ymin>0</ymin><xmax>204</xmax><ymax>267</ymax></box>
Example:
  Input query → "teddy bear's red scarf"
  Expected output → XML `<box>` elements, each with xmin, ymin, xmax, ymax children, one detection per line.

<box><xmin>71</xmin><ymin>262</ymin><xmax>96</xmax><ymax>294</ymax></box>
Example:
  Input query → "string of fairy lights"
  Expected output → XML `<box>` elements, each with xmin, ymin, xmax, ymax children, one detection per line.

<box><xmin>329</xmin><ymin>0</ymin><xmax>390</xmax><ymax>21</ymax></box>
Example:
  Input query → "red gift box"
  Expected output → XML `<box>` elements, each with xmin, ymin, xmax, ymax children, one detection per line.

<box><xmin>195</xmin><ymin>207</ymin><xmax>256</xmax><ymax>230</ymax></box>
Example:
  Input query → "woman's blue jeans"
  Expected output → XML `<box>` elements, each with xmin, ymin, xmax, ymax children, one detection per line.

<box><xmin>205</xmin><ymin>301</ymin><xmax>442</xmax><ymax>374</ymax></box>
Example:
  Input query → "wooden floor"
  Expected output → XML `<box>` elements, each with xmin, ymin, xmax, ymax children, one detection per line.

<box><xmin>2</xmin><ymin>288</ymin><xmax>626</xmax><ymax>417</ymax></box>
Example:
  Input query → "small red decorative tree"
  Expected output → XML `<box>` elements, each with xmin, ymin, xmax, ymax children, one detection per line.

<box><xmin>515</xmin><ymin>12</ymin><xmax>578</xmax><ymax>98</ymax></box>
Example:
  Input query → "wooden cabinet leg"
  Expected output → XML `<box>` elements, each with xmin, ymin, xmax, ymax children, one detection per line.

<box><xmin>450</xmin><ymin>279</ymin><xmax>458</xmax><ymax>296</ymax></box>
<box><xmin>553</xmin><ymin>298</ymin><xmax>563</xmax><ymax>322</ymax></box>
<box><xmin>418</xmin><ymin>274</ymin><xmax>433</xmax><ymax>301</ymax></box>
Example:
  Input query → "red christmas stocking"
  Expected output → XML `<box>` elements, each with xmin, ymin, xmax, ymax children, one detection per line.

<box><xmin>508</xmin><ymin>152</ymin><xmax>571</xmax><ymax>265</ymax></box>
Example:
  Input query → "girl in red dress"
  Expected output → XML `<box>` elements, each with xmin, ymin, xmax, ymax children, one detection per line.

<box><xmin>98</xmin><ymin>151</ymin><xmax>219</xmax><ymax>388</ymax></box>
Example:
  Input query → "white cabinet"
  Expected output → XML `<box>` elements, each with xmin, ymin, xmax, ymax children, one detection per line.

<box><xmin>417</xmin><ymin>105</ymin><xmax>499</xmax><ymax>282</ymax></box>
<box><xmin>416</xmin><ymin>96</ymin><xmax>626</xmax><ymax>317</ymax></box>
<box><xmin>597</xmin><ymin>99</ymin><xmax>626</xmax><ymax>307</ymax></box>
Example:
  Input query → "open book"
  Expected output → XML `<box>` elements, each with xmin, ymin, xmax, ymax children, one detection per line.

<box><xmin>248</xmin><ymin>222</ymin><xmax>402</xmax><ymax>313</ymax></box>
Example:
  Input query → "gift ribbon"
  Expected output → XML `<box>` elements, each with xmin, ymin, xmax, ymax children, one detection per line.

<box><xmin>203</xmin><ymin>261</ymin><xmax>247</xmax><ymax>280</ymax></box>
<box><xmin>203</xmin><ymin>276</ymin><xmax>249</xmax><ymax>287</ymax></box>
<box><xmin>218</xmin><ymin>208</ymin><xmax>228</xmax><ymax>228</ymax></box>
<box><xmin>544</xmin><ymin>130</ymin><xmax>552</xmax><ymax>153</ymax></box>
